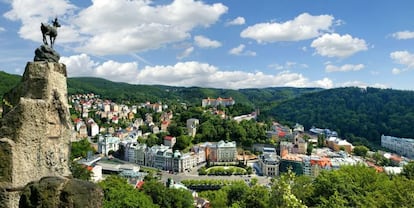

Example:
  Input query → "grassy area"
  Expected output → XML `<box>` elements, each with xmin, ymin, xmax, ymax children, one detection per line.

<box><xmin>203</xmin><ymin>166</ymin><xmax>247</xmax><ymax>175</ymax></box>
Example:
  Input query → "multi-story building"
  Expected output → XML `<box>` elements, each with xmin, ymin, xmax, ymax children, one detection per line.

<box><xmin>164</xmin><ymin>136</ymin><xmax>176</xmax><ymax>148</ymax></box>
<box><xmin>381</xmin><ymin>135</ymin><xmax>414</xmax><ymax>159</ymax></box>
<box><xmin>172</xmin><ymin>151</ymin><xmax>197</xmax><ymax>173</ymax></box>
<box><xmin>202</xmin><ymin>97</ymin><xmax>235</xmax><ymax>107</ymax></box>
<box><xmin>98</xmin><ymin>135</ymin><xmax>121</xmax><ymax>156</ymax></box>
<box><xmin>302</xmin><ymin>156</ymin><xmax>332</xmax><ymax>178</ymax></box>
<box><xmin>326</xmin><ymin>137</ymin><xmax>353</xmax><ymax>153</ymax></box>
<box><xmin>205</xmin><ymin>140</ymin><xmax>237</xmax><ymax>162</ymax></box>
<box><xmin>186</xmin><ymin>118</ymin><xmax>199</xmax><ymax>137</ymax></box>
<box><xmin>258</xmin><ymin>150</ymin><xmax>280</xmax><ymax>177</ymax></box>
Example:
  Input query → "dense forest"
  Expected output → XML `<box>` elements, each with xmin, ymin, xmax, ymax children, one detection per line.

<box><xmin>270</xmin><ymin>87</ymin><xmax>414</xmax><ymax>148</ymax></box>
<box><xmin>2</xmin><ymin>71</ymin><xmax>414</xmax><ymax>148</ymax></box>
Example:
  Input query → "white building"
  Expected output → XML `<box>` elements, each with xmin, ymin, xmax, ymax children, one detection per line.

<box><xmin>202</xmin><ymin>97</ymin><xmax>235</xmax><ymax>107</ymax></box>
<box><xmin>98</xmin><ymin>135</ymin><xmax>121</xmax><ymax>156</ymax></box>
<box><xmin>381</xmin><ymin>135</ymin><xmax>414</xmax><ymax>159</ymax></box>
<box><xmin>258</xmin><ymin>151</ymin><xmax>280</xmax><ymax>177</ymax></box>
<box><xmin>164</xmin><ymin>136</ymin><xmax>176</xmax><ymax>148</ymax></box>
<box><xmin>213</xmin><ymin>140</ymin><xmax>237</xmax><ymax>162</ymax></box>
<box><xmin>186</xmin><ymin>118</ymin><xmax>199</xmax><ymax>137</ymax></box>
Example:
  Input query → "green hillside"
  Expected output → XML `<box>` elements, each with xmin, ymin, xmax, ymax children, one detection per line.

<box><xmin>270</xmin><ymin>87</ymin><xmax>414</xmax><ymax>148</ymax></box>
<box><xmin>3</xmin><ymin>71</ymin><xmax>414</xmax><ymax>148</ymax></box>
<box><xmin>0</xmin><ymin>71</ymin><xmax>21</xmax><ymax>100</ymax></box>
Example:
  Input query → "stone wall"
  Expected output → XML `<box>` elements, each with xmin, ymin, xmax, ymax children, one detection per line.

<box><xmin>0</xmin><ymin>62</ymin><xmax>73</xmax><ymax>207</ymax></box>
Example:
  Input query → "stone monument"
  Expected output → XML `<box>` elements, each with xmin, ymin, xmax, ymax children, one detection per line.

<box><xmin>0</xmin><ymin>19</ymin><xmax>102</xmax><ymax>208</ymax></box>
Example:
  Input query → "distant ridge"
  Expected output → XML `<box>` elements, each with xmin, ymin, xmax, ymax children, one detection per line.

<box><xmin>4</xmin><ymin>71</ymin><xmax>414</xmax><ymax>148</ymax></box>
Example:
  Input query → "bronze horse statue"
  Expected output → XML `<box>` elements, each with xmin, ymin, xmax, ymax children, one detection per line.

<box><xmin>41</xmin><ymin>18</ymin><xmax>61</xmax><ymax>48</ymax></box>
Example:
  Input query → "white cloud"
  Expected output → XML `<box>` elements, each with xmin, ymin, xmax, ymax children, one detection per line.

<box><xmin>61</xmin><ymin>54</ymin><xmax>331</xmax><ymax>89</ymax></box>
<box><xmin>0</xmin><ymin>27</ymin><xmax>5</xmax><ymax>32</ymax></box>
<box><xmin>226</xmin><ymin>17</ymin><xmax>245</xmax><ymax>26</ymax></box>
<box><xmin>240</xmin><ymin>13</ymin><xmax>334</xmax><ymax>43</ymax></box>
<box><xmin>268</xmin><ymin>61</ymin><xmax>308</xmax><ymax>70</ymax></box>
<box><xmin>392</xmin><ymin>68</ymin><xmax>403</xmax><ymax>75</ymax></box>
<box><xmin>392</xmin><ymin>31</ymin><xmax>414</xmax><ymax>40</ymax></box>
<box><xmin>229</xmin><ymin>44</ymin><xmax>256</xmax><ymax>56</ymax></box>
<box><xmin>338</xmin><ymin>81</ymin><xmax>387</xmax><ymax>89</ymax></box>
<box><xmin>311</xmin><ymin>33</ymin><xmax>368</xmax><ymax>58</ymax></box>
<box><xmin>194</xmin><ymin>35</ymin><xmax>221</xmax><ymax>48</ymax></box>
<box><xmin>3</xmin><ymin>0</ymin><xmax>79</xmax><ymax>43</ymax></box>
<box><xmin>60</xmin><ymin>53</ymin><xmax>97</xmax><ymax>76</ymax></box>
<box><xmin>390</xmin><ymin>51</ymin><xmax>414</xmax><ymax>68</ymax></box>
<box><xmin>73</xmin><ymin>0</ymin><xmax>227</xmax><ymax>55</ymax></box>
<box><xmin>61</xmin><ymin>54</ymin><xmax>139</xmax><ymax>83</ymax></box>
<box><xmin>4</xmin><ymin>0</ymin><xmax>227</xmax><ymax>55</ymax></box>
<box><xmin>325</xmin><ymin>64</ymin><xmax>364</xmax><ymax>72</ymax></box>
<box><xmin>314</xmin><ymin>77</ymin><xmax>333</xmax><ymax>88</ymax></box>
<box><xmin>177</xmin><ymin>47</ymin><xmax>194</xmax><ymax>60</ymax></box>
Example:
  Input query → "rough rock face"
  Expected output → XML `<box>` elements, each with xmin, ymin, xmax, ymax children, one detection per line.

<box><xmin>19</xmin><ymin>176</ymin><xmax>103</xmax><ymax>208</ymax></box>
<box><xmin>34</xmin><ymin>45</ymin><xmax>60</xmax><ymax>62</ymax></box>
<box><xmin>0</xmin><ymin>62</ymin><xmax>73</xmax><ymax>208</ymax></box>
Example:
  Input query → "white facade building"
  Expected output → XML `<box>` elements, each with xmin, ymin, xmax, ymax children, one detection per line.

<box><xmin>381</xmin><ymin>135</ymin><xmax>414</xmax><ymax>159</ymax></box>
<box><xmin>98</xmin><ymin>135</ymin><xmax>121</xmax><ymax>156</ymax></box>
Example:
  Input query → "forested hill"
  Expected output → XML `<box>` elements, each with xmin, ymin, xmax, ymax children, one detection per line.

<box><xmin>270</xmin><ymin>87</ymin><xmax>414</xmax><ymax>148</ymax></box>
<box><xmin>0</xmin><ymin>71</ymin><xmax>21</xmax><ymax>99</ymax></box>
<box><xmin>66</xmin><ymin>77</ymin><xmax>321</xmax><ymax>107</ymax></box>
<box><xmin>0</xmin><ymin>71</ymin><xmax>320</xmax><ymax>106</ymax></box>
<box><xmin>2</xmin><ymin>71</ymin><xmax>414</xmax><ymax>148</ymax></box>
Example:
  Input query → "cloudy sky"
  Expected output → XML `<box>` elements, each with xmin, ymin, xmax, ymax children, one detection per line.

<box><xmin>1</xmin><ymin>0</ymin><xmax>414</xmax><ymax>90</ymax></box>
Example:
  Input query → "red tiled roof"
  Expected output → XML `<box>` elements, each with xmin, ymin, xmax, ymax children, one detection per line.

<box><xmin>164</xmin><ymin>136</ymin><xmax>175</xmax><ymax>141</ymax></box>
<box><xmin>136</xmin><ymin>181</ymin><xmax>145</xmax><ymax>189</ymax></box>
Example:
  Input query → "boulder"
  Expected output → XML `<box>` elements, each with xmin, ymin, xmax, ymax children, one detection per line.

<box><xmin>34</xmin><ymin>45</ymin><xmax>60</xmax><ymax>62</ymax></box>
<box><xmin>19</xmin><ymin>176</ymin><xmax>103</xmax><ymax>208</ymax></box>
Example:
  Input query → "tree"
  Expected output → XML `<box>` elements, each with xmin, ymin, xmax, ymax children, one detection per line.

<box><xmin>98</xmin><ymin>176</ymin><xmax>157</xmax><ymax>208</ymax></box>
<box><xmin>242</xmin><ymin>185</ymin><xmax>270</xmax><ymax>208</ymax></box>
<box><xmin>199</xmin><ymin>189</ymin><xmax>228</xmax><ymax>208</ymax></box>
<box><xmin>71</xmin><ymin>138</ymin><xmax>94</xmax><ymax>160</ymax></box>
<box><xmin>401</xmin><ymin>161</ymin><xmax>414</xmax><ymax>179</ymax></box>
<box><xmin>223</xmin><ymin>181</ymin><xmax>249</xmax><ymax>206</ymax></box>
<box><xmin>174</xmin><ymin>135</ymin><xmax>192</xmax><ymax>151</ymax></box>
<box><xmin>167</xmin><ymin>122</ymin><xmax>184</xmax><ymax>137</ymax></box>
<box><xmin>352</xmin><ymin>145</ymin><xmax>369</xmax><ymax>157</ymax></box>
<box><xmin>271</xmin><ymin>170</ymin><xmax>307</xmax><ymax>208</ymax></box>
<box><xmin>141</xmin><ymin>180</ymin><xmax>194</xmax><ymax>208</ymax></box>
<box><xmin>310</xmin><ymin>165</ymin><xmax>391</xmax><ymax>207</ymax></box>
<box><xmin>306</xmin><ymin>144</ymin><xmax>313</xmax><ymax>156</ymax></box>
<box><xmin>70</xmin><ymin>161</ymin><xmax>92</xmax><ymax>181</ymax></box>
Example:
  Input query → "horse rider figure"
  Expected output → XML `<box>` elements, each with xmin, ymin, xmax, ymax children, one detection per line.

<box><xmin>41</xmin><ymin>18</ymin><xmax>61</xmax><ymax>48</ymax></box>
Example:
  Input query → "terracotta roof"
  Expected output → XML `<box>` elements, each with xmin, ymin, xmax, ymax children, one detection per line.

<box><xmin>164</xmin><ymin>136</ymin><xmax>175</xmax><ymax>141</ymax></box>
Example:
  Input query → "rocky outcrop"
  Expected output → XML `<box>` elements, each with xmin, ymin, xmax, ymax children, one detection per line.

<box><xmin>0</xmin><ymin>62</ymin><xmax>75</xmax><ymax>207</ymax></box>
<box><xmin>19</xmin><ymin>176</ymin><xmax>103</xmax><ymax>208</ymax></box>
<box><xmin>34</xmin><ymin>45</ymin><xmax>60</xmax><ymax>62</ymax></box>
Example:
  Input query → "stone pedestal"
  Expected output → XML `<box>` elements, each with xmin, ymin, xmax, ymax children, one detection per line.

<box><xmin>0</xmin><ymin>62</ymin><xmax>72</xmax><ymax>208</ymax></box>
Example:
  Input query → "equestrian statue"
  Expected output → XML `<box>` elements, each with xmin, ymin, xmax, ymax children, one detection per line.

<box><xmin>41</xmin><ymin>18</ymin><xmax>61</xmax><ymax>48</ymax></box>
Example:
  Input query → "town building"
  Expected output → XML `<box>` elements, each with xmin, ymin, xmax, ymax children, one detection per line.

<box><xmin>302</xmin><ymin>156</ymin><xmax>332</xmax><ymax>177</ymax></box>
<box><xmin>205</xmin><ymin>140</ymin><xmax>237</xmax><ymax>163</ymax></box>
<box><xmin>164</xmin><ymin>136</ymin><xmax>176</xmax><ymax>148</ymax></box>
<box><xmin>98</xmin><ymin>134</ymin><xmax>121</xmax><ymax>156</ymax></box>
<box><xmin>202</xmin><ymin>97</ymin><xmax>235</xmax><ymax>107</ymax></box>
<box><xmin>258</xmin><ymin>147</ymin><xmax>280</xmax><ymax>176</ymax></box>
<box><xmin>326</xmin><ymin>137</ymin><xmax>353</xmax><ymax>153</ymax></box>
<box><xmin>381</xmin><ymin>135</ymin><xmax>414</xmax><ymax>159</ymax></box>
<box><xmin>186</xmin><ymin>118</ymin><xmax>199</xmax><ymax>137</ymax></box>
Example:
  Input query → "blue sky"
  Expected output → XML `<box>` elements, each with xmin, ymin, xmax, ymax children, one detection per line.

<box><xmin>1</xmin><ymin>0</ymin><xmax>414</xmax><ymax>90</ymax></box>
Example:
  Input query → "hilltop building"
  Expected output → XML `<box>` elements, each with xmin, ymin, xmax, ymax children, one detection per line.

<box><xmin>202</xmin><ymin>97</ymin><xmax>235</xmax><ymax>107</ymax></box>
